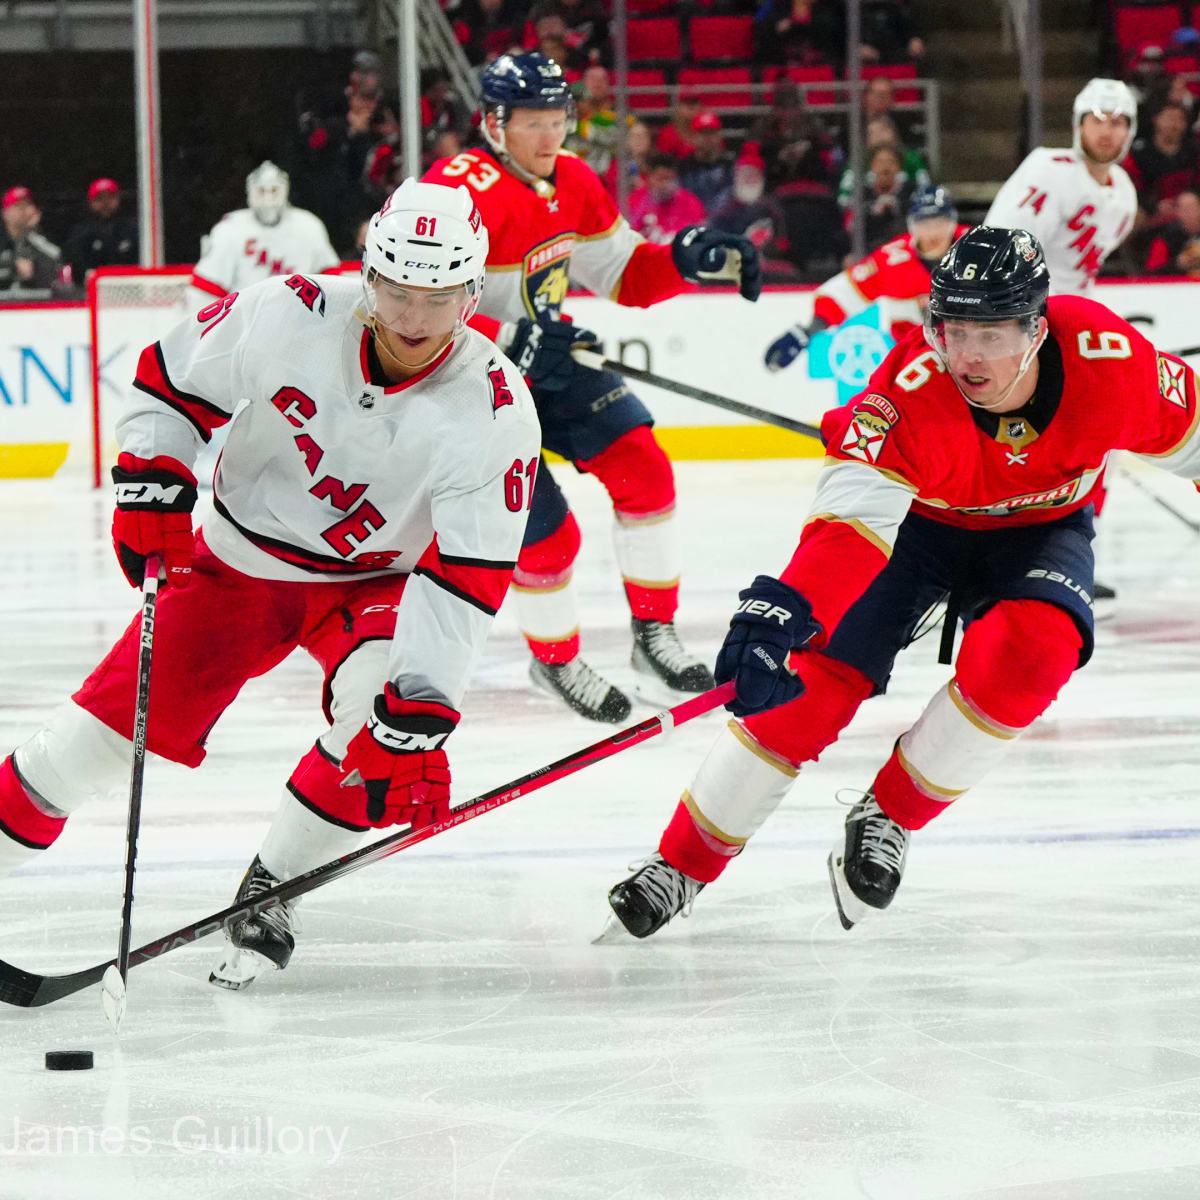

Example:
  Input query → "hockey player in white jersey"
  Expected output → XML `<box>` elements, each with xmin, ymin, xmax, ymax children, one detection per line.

<box><xmin>188</xmin><ymin>161</ymin><xmax>340</xmax><ymax>310</ymax></box>
<box><xmin>0</xmin><ymin>180</ymin><xmax>540</xmax><ymax>990</ymax></box>
<box><xmin>985</xmin><ymin>79</ymin><xmax>1138</xmax><ymax>295</ymax></box>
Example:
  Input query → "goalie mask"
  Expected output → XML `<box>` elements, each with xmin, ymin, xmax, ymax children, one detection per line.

<box><xmin>359</xmin><ymin>179</ymin><xmax>488</xmax><ymax>360</ymax></box>
<box><xmin>247</xmin><ymin>161</ymin><xmax>289</xmax><ymax>226</ymax></box>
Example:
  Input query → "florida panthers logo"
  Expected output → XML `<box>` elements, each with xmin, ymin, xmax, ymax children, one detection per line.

<box><xmin>522</xmin><ymin>235</ymin><xmax>574</xmax><ymax>319</ymax></box>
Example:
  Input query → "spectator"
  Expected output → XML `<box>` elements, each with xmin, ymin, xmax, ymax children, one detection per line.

<box><xmin>656</xmin><ymin>92</ymin><xmax>702</xmax><ymax>160</ymax></box>
<box><xmin>1145</xmin><ymin>188</ymin><xmax>1200</xmax><ymax>274</ymax></box>
<box><xmin>860</xmin><ymin>75</ymin><xmax>921</xmax><ymax>146</ymax></box>
<box><xmin>1124</xmin><ymin>100</ymin><xmax>1200</xmax><ymax>215</ymax></box>
<box><xmin>836</xmin><ymin>116</ymin><xmax>930</xmax><ymax>202</ymax></box>
<box><xmin>755</xmin><ymin>78</ymin><xmax>839</xmax><ymax>191</ymax></box>
<box><xmin>1127</xmin><ymin>44</ymin><xmax>1172</xmax><ymax>123</ymax></box>
<box><xmin>558</xmin><ymin>0</ymin><xmax>611</xmax><ymax>68</ymax></box>
<box><xmin>711</xmin><ymin>143</ymin><xmax>792</xmax><ymax>271</ymax></box>
<box><xmin>567</xmin><ymin>65</ymin><xmax>628</xmax><ymax>177</ymax></box>
<box><xmin>753</xmin><ymin>0</ymin><xmax>846</xmax><ymax>67</ymax></box>
<box><xmin>860</xmin><ymin>0</ymin><xmax>923</xmax><ymax>64</ymax></box>
<box><xmin>1168</xmin><ymin>73</ymin><xmax>1196</xmax><ymax>124</ymax></box>
<box><xmin>0</xmin><ymin>187</ymin><xmax>61</xmax><ymax>294</ymax></box>
<box><xmin>454</xmin><ymin>0</ymin><xmax>523</xmax><ymax>66</ymax></box>
<box><xmin>843</xmin><ymin>144</ymin><xmax>913</xmax><ymax>249</ymax></box>
<box><xmin>680</xmin><ymin>112</ymin><xmax>735</xmax><ymax>213</ymax></box>
<box><xmin>603</xmin><ymin>120</ymin><xmax>652</xmax><ymax>198</ymax></box>
<box><xmin>60</xmin><ymin>178</ymin><xmax>139</xmax><ymax>293</ymax></box>
<box><xmin>525</xmin><ymin>5</ymin><xmax>593</xmax><ymax>73</ymax></box>
<box><xmin>627</xmin><ymin>154</ymin><xmax>706</xmax><ymax>244</ymax></box>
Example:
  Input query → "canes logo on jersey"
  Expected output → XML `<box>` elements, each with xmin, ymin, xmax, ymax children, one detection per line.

<box><xmin>522</xmin><ymin>235</ymin><xmax>574</xmax><ymax>318</ymax></box>
<box><xmin>840</xmin><ymin>395</ymin><xmax>898</xmax><ymax>464</ymax></box>
<box><xmin>487</xmin><ymin>360</ymin><xmax>515</xmax><ymax>414</ymax></box>
<box><xmin>1157</xmin><ymin>354</ymin><xmax>1188</xmax><ymax>409</ymax></box>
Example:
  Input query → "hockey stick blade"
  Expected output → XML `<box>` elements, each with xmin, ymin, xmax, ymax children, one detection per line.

<box><xmin>0</xmin><ymin>681</ymin><xmax>734</xmax><ymax>1008</ymax></box>
<box><xmin>571</xmin><ymin>348</ymin><xmax>821</xmax><ymax>440</ymax></box>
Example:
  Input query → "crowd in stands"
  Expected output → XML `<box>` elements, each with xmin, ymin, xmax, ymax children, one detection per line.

<box><xmin>8</xmin><ymin>1</ymin><xmax>1200</xmax><ymax>299</ymax></box>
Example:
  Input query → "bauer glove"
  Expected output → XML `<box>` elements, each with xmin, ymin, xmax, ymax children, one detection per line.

<box><xmin>342</xmin><ymin>685</ymin><xmax>461</xmax><ymax>829</ymax></box>
<box><xmin>672</xmin><ymin>226</ymin><xmax>764</xmax><ymax>302</ymax></box>
<box><xmin>714</xmin><ymin>575</ymin><xmax>821</xmax><ymax>717</ymax></box>
<box><xmin>111</xmin><ymin>452</ymin><xmax>197</xmax><ymax>589</ymax></box>
<box><xmin>499</xmin><ymin>314</ymin><xmax>598</xmax><ymax>391</ymax></box>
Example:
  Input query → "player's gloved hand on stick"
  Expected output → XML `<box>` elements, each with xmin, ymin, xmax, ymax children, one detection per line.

<box><xmin>715</xmin><ymin>575</ymin><xmax>822</xmax><ymax>717</ymax></box>
<box><xmin>672</xmin><ymin>226</ymin><xmax>764</xmax><ymax>302</ymax></box>
<box><xmin>500</xmin><ymin>314</ymin><xmax>598</xmax><ymax>391</ymax></box>
<box><xmin>341</xmin><ymin>684</ymin><xmax>461</xmax><ymax>828</ymax></box>
<box><xmin>111</xmin><ymin>452</ymin><xmax>198</xmax><ymax>589</ymax></box>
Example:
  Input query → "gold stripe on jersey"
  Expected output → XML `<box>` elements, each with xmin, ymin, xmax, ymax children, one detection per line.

<box><xmin>576</xmin><ymin>215</ymin><xmax>623</xmax><ymax>242</ymax></box>
<box><xmin>728</xmin><ymin>720</ymin><xmax>802</xmax><ymax>777</ymax></box>
<box><xmin>808</xmin><ymin>513</ymin><xmax>894</xmax><ymax>559</ymax></box>
<box><xmin>1139</xmin><ymin>389</ymin><xmax>1200</xmax><ymax>460</ymax></box>
<box><xmin>897</xmin><ymin>744</ymin><xmax>967</xmax><ymax>799</ymax></box>
<box><xmin>820</xmin><ymin>456</ymin><xmax>918</xmax><ymax>491</ymax></box>
<box><xmin>682</xmin><ymin>789</ymin><xmax>749</xmax><ymax>845</ymax></box>
<box><xmin>947</xmin><ymin>680</ymin><xmax>1020</xmax><ymax>739</ymax></box>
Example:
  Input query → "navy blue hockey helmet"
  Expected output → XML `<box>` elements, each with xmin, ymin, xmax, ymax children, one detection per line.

<box><xmin>908</xmin><ymin>185</ymin><xmax>957</xmax><ymax>224</ymax></box>
<box><xmin>928</xmin><ymin>226</ymin><xmax>1049</xmax><ymax>325</ymax></box>
<box><xmin>480</xmin><ymin>52</ymin><xmax>575</xmax><ymax>114</ymax></box>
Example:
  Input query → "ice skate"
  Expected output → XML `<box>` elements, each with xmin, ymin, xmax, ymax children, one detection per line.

<box><xmin>827</xmin><ymin>791</ymin><xmax>910</xmax><ymax>930</ymax></box>
<box><xmin>1093</xmin><ymin>579</ymin><xmax>1116</xmax><ymax>622</ymax></box>
<box><xmin>209</xmin><ymin>855</ymin><xmax>298</xmax><ymax>990</ymax></box>
<box><xmin>529</xmin><ymin>656</ymin><xmax>632</xmax><ymax>723</ymax></box>
<box><xmin>630</xmin><ymin>618</ymin><xmax>715</xmax><ymax>703</ymax></box>
<box><xmin>597</xmin><ymin>852</ymin><xmax>705</xmax><ymax>941</ymax></box>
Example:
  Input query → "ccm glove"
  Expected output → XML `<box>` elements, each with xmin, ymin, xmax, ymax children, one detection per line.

<box><xmin>500</xmin><ymin>314</ymin><xmax>598</xmax><ymax>391</ymax></box>
<box><xmin>342</xmin><ymin>685</ymin><xmax>461</xmax><ymax>828</ymax></box>
<box><xmin>714</xmin><ymin>575</ymin><xmax>822</xmax><ymax>717</ymax></box>
<box><xmin>111</xmin><ymin>452</ymin><xmax>198</xmax><ymax>589</ymax></box>
<box><xmin>671</xmin><ymin>226</ymin><xmax>764</xmax><ymax>302</ymax></box>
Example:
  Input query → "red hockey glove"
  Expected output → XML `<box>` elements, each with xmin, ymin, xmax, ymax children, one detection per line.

<box><xmin>341</xmin><ymin>685</ymin><xmax>461</xmax><ymax>829</ymax></box>
<box><xmin>111</xmin><ymin>453</ymin><xmax>198</xmax><ymax>589</ymax></box>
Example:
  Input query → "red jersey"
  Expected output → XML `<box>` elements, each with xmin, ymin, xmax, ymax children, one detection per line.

<box><xmin>812</xmin><ymin>226</ymin><xmax>973</xmax><ymax>340</ymax></box>
<box><xmin>422</xmin><ymin>147</ymin><xmax>689</xmax><ymax>339</ymax></box>
<box><xmin>781</xmin><ymin>295</ymin><xmax>1200</xmax><ymax>642</ymax></box>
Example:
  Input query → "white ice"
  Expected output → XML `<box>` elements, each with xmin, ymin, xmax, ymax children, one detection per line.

<box><xmin>2</xmin><ymin>458</ymin><xmax>1200</xmax><ymax>1200</ymax></box>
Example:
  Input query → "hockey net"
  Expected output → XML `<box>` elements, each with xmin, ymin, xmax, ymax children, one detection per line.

<box><xmin>87</xmin><ymin>263</ymin><xmax>360</xmax><ymax>487</ymax></box>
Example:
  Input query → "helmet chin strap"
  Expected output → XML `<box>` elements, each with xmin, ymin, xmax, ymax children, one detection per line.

<box><xmin>952</xmin><ymin>325</ymin><xmax>1047</xmax><ymax>411</ymax></box>
<box><xmin>370</xmin><ymin>319</ymin><xmax>456</xmax><ymax>373</ymax></box>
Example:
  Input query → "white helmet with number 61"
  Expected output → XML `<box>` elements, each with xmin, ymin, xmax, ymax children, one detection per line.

<box><xmin>359</xmin><ymin>179</ymin><xmax>489</xmax><ymax>340</ymax></box>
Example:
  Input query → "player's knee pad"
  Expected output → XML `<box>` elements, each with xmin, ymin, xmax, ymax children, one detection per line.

<box><xmin>956</xmin><ymin>599</ymin><xmax>1081</xmax><ymax>729</ymax></box>
<box><xmin>322</xmin><ymin>640</ymin><xmax>391</xmax><ymax>762</ymax></box>
<box><xmin>742</xmin><ymin>652</ymin><xmax>875</xmax><ymax>766</ymax></box>
<box><xmin>515</xmin><ymin>511</ymin><xmax>581</xmax><ymax>585</ymax></box>
<box><xmin>14</xmin><ymin>700</ymin><xmax>132</xmax><ymax>817</ymax></box>
<box><xmin>578</xmin><ymin>426</ymin><xmax>676</xmax><ymax>517</ymax></box>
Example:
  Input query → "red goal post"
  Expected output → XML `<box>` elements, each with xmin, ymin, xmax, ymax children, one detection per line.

<box><xmin>87</xmin><ymin>263</ymin><xmax>361</xmax><ymax>488</ymax></box>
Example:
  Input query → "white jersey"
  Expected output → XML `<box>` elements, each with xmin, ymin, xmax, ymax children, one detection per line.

<box><xmin>191</xmin><ymin>206</ymin><xmax>339</xmax><ymax>300</ymax></box>
<box><xmin>985</xmin><ymin>147</ymin><xmax>1137</xmax><ymax>295</ymax></box>
<box><xmin>117</xmin><ymin>274</ymin><xmax>541</xmax><ymax>708</ymax></box>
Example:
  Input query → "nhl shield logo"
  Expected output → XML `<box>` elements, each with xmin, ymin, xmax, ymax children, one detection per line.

<box><xmin>358</xmin><ymin>391</ymin><xmax>375</xmax><ymax>411</ymax></box>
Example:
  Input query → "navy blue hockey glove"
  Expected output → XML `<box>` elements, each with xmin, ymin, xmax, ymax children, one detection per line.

<box><xmin>671</xmin><ymin>226</ymin><xmax>764</xmax><ymax>302</ymax></box>
<box><xmin>501</xmin><ymin>314</ymin><xmax>598</xmax><ymax>391</ymax></box>
<box><xmin>714</xmin><ymin>575</ymin><xmax>821</xmax><ymax>717</ymax></box>
<box><xmin>764</xmin><ymin>325</ymin><xmax>810</xmax><ymax>373</ymax></box>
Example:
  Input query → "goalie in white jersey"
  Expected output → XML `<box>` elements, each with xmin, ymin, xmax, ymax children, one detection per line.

<box><xmin>985</xmin><ymin>78</ymin><xmax>1138</xmax><ymax>295</ymax></box>
<box><xmin>189</xmin><ymin>161</ymin><xmax>340</xmax><ymax>311</ymax></box>
<box><xmin>0</xmin><ymin>180</ymin><xmax>540</xmax><ymax>990</ymax></box>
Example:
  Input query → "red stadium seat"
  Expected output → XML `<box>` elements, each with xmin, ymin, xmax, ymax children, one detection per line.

<box><xmin>676</xmin><ymin>67</ymin><xmax>755</xmax><ymax>108</ymax></box>
<box><xmin>627</xmin><ymin>16</ymin><xmax>683</xmax><ymax>62</ymax></box>
<box><xmin>862</xmin><ymin>63</ymin><xmax>920</xmax><ymax>104</ymax></box>
<box><xmin>762</xmin><ymin>65</ymin><xmax>838</xmax><ymax>106</ymax></box>
<box><xmin>626</xmin><ymin>68</ymin><xmax>670</xmax><ymax>109</ymax></box>
<box><xmin>626</xmin><ymin>0</ymin><xmax>675</xmax><ymax>15</ymax></box>
<box><xmin>687</xmin><ymin>15</ymin><xmax>754</xmax><ymax>62</ymax></box>
<box><xmin>1113</xmin><ymin>4</ymin><xmax>1184</xmax><ymax>56</ymax></box>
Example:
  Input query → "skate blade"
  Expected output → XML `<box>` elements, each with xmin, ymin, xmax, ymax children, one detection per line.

<box><xmin>827</xmin><ymin>850</ymin><xmax>869</xmax><ymax>932</ymax></box>
<box><xmin>591</xmin><ymin>910</ymin><xmax>634</xmax><ymax>945</ymax></box>
<box><xmin>208</xmin><ymin>946</ymin><xmax>275</xmax><ymax>991</ymax></box>
<box><xmin>630</xmin><ymin>665</ymin><xmax>704</xmax><ymax>709</ymax></box>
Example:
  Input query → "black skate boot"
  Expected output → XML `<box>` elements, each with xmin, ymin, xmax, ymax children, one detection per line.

<box><xmin>630</xmin><ymin>618</ymin><xmax>716</xmax><ymax>701</ymax></box>
<box><xmin>209</xmin><ymin>855</ymin><xmax>298</xmax><ymax>990</ymax></box>
<box><xmin>827</xmin><ymin>792</ymin><xmax>910</xmax><ymax>931</ymax></box>
<box><xmin>601</xmin><ymin>853</ymin><xmax>705</xmax><ymax>939</ymax></box>
<box><xmin>529</xmin><ymin>656</ymin><xmax>632</xmax><ymax>723</ymax></box>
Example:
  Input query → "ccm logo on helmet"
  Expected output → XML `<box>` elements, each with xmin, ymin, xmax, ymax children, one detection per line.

<box><xmin>404</xmin><ymin>260</ymin><xmax>437</xmax><ymax>269</ymax></box>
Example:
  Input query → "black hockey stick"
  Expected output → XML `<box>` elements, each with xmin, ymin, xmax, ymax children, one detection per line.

<box><xmin>1169</xmin><ymin>345</ymin><xmax>1200</xmax><ymax>358</ymax></box>
<box><xmin>1116</xmin><ymin>462</ymin><xmax>1200</xmax><ymax>535</ymax></box>
<box><xmin>0</xmin><ymin>681</ymin><xmax>734</xmax><ymax>1008</ymax></box>
<box><xmin>571</xmin><ymin>348</ymin><xmax>822</xmax><ymax>440</ymax></box>
<box><xmin>101</xmin><ymin>556</ymin><xmax>161</xmax><ymax>1030</ymax></box>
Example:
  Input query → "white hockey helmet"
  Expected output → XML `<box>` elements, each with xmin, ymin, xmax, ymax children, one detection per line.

<box><xmin>1072</xmin><ymin>78</ymin><xmax>1138</xmax><ymax>163</ymax></box>
<box><xmin>359</xmin><ymin>178</ymin><xmax>488</xmax><ymax>339</ymax></box>
<box><xmin>247</xmin><ymin>160</ymin><xmax>289</xmax><ymax>226</ymax></box>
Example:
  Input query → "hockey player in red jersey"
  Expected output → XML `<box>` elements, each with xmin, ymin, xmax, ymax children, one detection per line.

<box><xmin>423</xmin><ymin>52</ymin><xmax>764</xmax><ymax>723</ymax></box>
<box><xmin>603</xmin><ymin>226</ymin><xmax>1200</xmax><ymax>938</ymax></box>
<box><xmin>0</xmin><ymin>180</ymin><xmax>541</xmax><ymax>989</ymax></box>
<box><xmin>763</xmin><ymin>185</ymin><xmax>969</xmax><ymax>373</ymax></box>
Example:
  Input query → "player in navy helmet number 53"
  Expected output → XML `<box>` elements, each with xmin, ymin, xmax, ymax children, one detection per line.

<box><xmin>604</xmin><ymin>226</ymin><xmax>1200</xmax><ymax>941</ymax></box>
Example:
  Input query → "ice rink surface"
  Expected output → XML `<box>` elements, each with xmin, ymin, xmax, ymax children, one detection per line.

<box><xmin>2</xmin><ymin>458</ymin><xmax>1200</xmax><ymax>1200</ymax></box>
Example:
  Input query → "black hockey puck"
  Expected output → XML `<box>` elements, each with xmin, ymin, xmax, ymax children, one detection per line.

<box><xmin>45</xmin><ymin>1050</ymin><xmax>94</xmax><ymax>1071</ymax></box>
